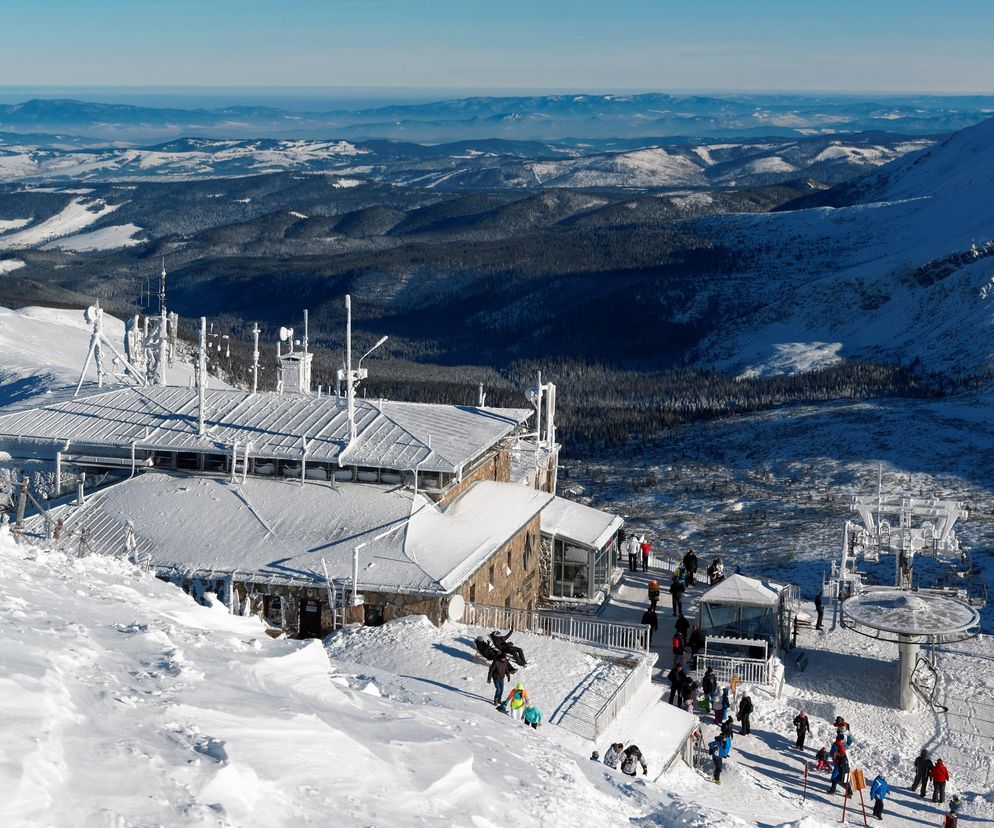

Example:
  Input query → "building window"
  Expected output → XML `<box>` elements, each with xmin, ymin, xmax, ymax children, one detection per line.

<box><xmin>469</xmin><ymin>583</ymin><xmax>476</xmax><ymax>603</ymax></box>
<box><xmin>551</xmin><ymin>538</ymin><xmax>592</xmax><ymax>599</ymax></box>
<box><xmin>489</xmin><ymin>563</ymin><xmax>495</xmax><ymax>584</ymax></box>
<box><xmin>524</xmin><ymin>533</ymin><xmax>534</xmax><ymax>570</ymax></box>
<box><xmin>507</xmin><ymin>549</ymin><xmax>512</xmax><ymax>570</ymax></box>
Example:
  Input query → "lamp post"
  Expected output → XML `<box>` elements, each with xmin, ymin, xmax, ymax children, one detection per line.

<box><xmin>358</xmin><ymin>335</ymin><xmax>389</xmax><ymax>374</ymax></box>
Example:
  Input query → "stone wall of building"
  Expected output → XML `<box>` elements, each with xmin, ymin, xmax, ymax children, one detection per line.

<box><xmin>436</xmin><ymin>450</ymin><xmax>511</xmax><ymax>508</ymax></box>
<box><xmin>455</xmin><ymin>512</ymin><xmax>541</xmax><ymax>613</ymax></box>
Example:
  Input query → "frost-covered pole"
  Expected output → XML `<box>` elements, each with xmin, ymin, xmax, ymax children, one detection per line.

<box><xmin>535</xmin><ymin>370</ymin><xmax>542</xmax><ymax>444</ymax></box>
<box><xmin>251</xmin><ymin>323</ymin><xmax>260</xmax><ymax>394</ymax></box>
<box><xmin>158</xmin><ymin>307</ymin><xmax>168</xmax><ymax>385</ymax></box>
<box><xmin>477</xmin><ymin>382</ymin><xmax>485</xmax><ymax>407</ymax></box>
<box><xmin>197</xmin><ymin>317</ymin><xmax>207</xmax><ymax>436</ymax></box>
<box><xmin>94</xmin><ymin>304</ymin><xmax>105</xmax><ymax>388</ymax></box>
<box><xmin>346</xmin><ymin>295</ymin><xmax>356</xmax><ymax>447</ymax></box>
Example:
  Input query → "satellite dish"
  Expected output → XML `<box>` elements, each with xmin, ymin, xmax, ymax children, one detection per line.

<box><xmin>279</xmin><ymin>326</ymin><xmax>292</xmax><ymax>342</ymax></box>
<box><xmin>446</xmin><ymin>594</ymin><xmax>465</xmax><ymax>622</ymax></box>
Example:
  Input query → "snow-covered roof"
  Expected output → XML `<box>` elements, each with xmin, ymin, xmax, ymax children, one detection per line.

<box><xmin>540</xmin><ymin>496</ymin><xmax>622</xmax><ymax>550</ymax></box>
<box><xmin>700</xmin><ymin>574</ymin><xmax>783</xmax><ymax>607</ymax></box>
<box><xmin>0</xmin><ymin>386</ymin><xmax>531</xmax><ymax>474</ymax></box>
<box><xmin>27</xmin><ymin>473</ymin><xmax>551</xmax><ymax>595</ymax></box>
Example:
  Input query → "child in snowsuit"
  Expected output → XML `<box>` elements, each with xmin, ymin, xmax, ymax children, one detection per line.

<box><xmin>815</xmin><ymin>747</ymin><xmax>831</xmax><ymax>772</ymax></box>
<box><xmin>620</xmin><ymin>745</ymin><xmax>648</xmax><ymax>777</ymax></box>
<box><xmin>523</xmin><ymin>701</ymin><xmax>542</xmax><ymax>730</ymax></box>
<box><xmin>603</xmin><ymin>742</ymin><xmax>624</xmax><ymax>770</ymax></box>
<box><xmin>870</xmin><ymin>774</ymin><xmax>890</xmax><ymax>820</ymax></box>
<box><xmin>504</xmin><ymin>683</ymin><xmax>528</xmax><ymax>720</ymax></box>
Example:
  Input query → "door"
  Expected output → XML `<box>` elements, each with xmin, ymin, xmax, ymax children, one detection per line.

<box><xmin>299</xmin><ymin>598</ymin><xmax>323</xmax><ymax>638</ymax></box>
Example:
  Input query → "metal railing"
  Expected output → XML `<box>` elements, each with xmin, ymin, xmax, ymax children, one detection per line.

<box><xmin>693</xmin><ymin>652</ymin><xmax>774</xmax><ymax>688</ymax></box>
<box><xmin>463</xmin><ymin>602</ymin><xmax>649</xmax><ymax>655</ymax></box>
<box><xmin>592</xmin><ymin>652</ymin><xmax>655</xmax><ymax>739</ymax></box>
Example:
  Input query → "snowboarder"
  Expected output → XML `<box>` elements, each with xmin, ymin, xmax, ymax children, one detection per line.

<box><xmin>487</xmin><ymin>652</ymin><xmax>515</xmax><ymax>706</ymax></box>
<box><xmin>620</xmin><ymin>744</ymin><xmax>648</xmax><ymax>777</ymax></box>
<box><xmin>701</xmin><ymin>667</ymin><xmax>717</xmax><ymax>712</ymax></box>
<box><xmin>793</xmin><ymin>710</ymin><xmax>812</xmax><ymax>750</ymax></box>
<box><xmin>911</xmin><ymin>748</ymin><xmax>932</xmax><ymax>797</ymax></box>
<box><xmin>667</xmin><ymin>664</ymin><xmax>686</xmax><ymax>705</ymax></box>
<box><xmin>669</xmin><ymin>577</ymin><xmax>685</xmax><ymax>617</ymax></box>
<box><xmin>682</xmin><ymin>549</ymin><xmax>698</xmax><ymax>585</ymax></box>
<box><xmin>930</xmin><ymin>758</ymin><xmax>949</xmax><ymax>803</ymax></box>
<box><xmin>523</xmin><ymin>700</ymin><xmax>542</xmax><ymax>730</ymax></box>
<box><xmin>814</xmin><ymin>591</ymin><xmax>824</xmax><ymax>629</ymax></box>
<box><xmin>504</xmin><ymin>682</ymin><xmax>528</xmax><ymax>720</ymax></box>
<box><xmin>640</xmin><ymin>606</ymin><xmax>658</xmax><ymax>645</ymax></box>
<box><xmin>737</xmin><ymin>693</ymin><xmax>753</xmax><ymax>736</ymax></box>
<box><xmin>672</xmin><ymin>632</ymin><xmax>686</xmax><ymax>668</ymax></box>
<box><xmin>674</xmin><ymin>611</ymin><xmax>690</xmax><ymax>638</ymax></box>
<box><xmin>603</xmin><ymin>742</ymin><xmax>624</xmax><ymax>770</ymax></box>
<box><xmin>490</xmin><ymin>628</ymin><xmax>527</xmax><ymax>666</ymax></box>
<box><xmin>647</xmin><ymin>580</ymin><xmax>660</xmax><ymax>611</ymax></box>
<box><xmin>639</xmin><ymin>537</ymin><xmax>651</xmax><ymax>572</ymax></box>
<box><xmin>869</xmin><ymin>773</ymin><xmax>890</xmax><ymax>820</ymax></box>
<box><xmin>627</xmin><ymin>535</ymin><xmax>639</xmax><ymax>572</ymax></box>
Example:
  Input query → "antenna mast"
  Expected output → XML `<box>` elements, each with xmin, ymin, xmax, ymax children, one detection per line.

<box><xmin>346</xmin><ymin>295</ymin><xmax>355</xmax><ymax>447</ymax></box>
<box><xmin>251</xmin><ymin>323</ymin><xmax>260</xmax><ymax>394</ymax></box>
<box><xmin>197</xmin><ymin>317</ymin><xmax>207</xmax><ymax>436</ymax></box>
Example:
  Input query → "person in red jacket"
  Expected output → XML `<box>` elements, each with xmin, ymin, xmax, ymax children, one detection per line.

<box><xmin>639</xmin><ymin>537</ymin><xmax>651</xmax><ymax>572</ymax></box>
<box><xmin>930</xmin><ymin>758</ymin><xmax>950</xmax><ymax>803</ymax></box>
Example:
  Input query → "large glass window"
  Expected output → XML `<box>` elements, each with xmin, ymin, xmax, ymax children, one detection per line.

<box><xmin>552</xmin><ymin>538</ymin><xmax>591</xmax><ymax>598</ymax></box>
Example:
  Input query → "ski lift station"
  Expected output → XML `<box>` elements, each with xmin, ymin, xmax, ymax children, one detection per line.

<box><xmin>830</xmin><ymin>480</ymin><xmax>984</xmax><ymax>710</ymax></box>
<box><xmin>2</xmin><ymin>295</ymin><xmax>627</xmax><ymax>639</ymax></box>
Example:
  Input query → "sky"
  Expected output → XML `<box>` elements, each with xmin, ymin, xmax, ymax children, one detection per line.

<box><xmin>1</xmin><ymin>0</ymin><xmax>992</xmax><ymax>96</ymax></box>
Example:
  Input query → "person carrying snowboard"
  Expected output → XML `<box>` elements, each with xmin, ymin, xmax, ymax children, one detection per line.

<box><xmin>793</xmin><ymin>710</ymin><xmax>812</xmax><ymax>750</ymax></box>
<box><xmin>621</xmin><ymin>744</ymin><xmax>648</xmax><ymax>777</ymax></box>
<box><xmin>487</xmin><ymin>652</ymin><xmax>515</xmax><ymax>707</ymax></box>
<box><xmin>737</xmin><ymin>693</ymin><xmax>754</xmax><ymax>736</ymax></box>
<box><xmin>503</xmin><ymin>682</ymin><xmax>528</xmax><ymax>720</ymax></box>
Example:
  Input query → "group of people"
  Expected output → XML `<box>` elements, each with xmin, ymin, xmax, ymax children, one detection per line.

<box><xmin>622</xmin><ymin>529</ymin><xmax>652</xmax><ymax>573</ymax></box>
<box><xmin>593</xmin><ymin>742</ymin><xmax>648</xmax><ymax>777</ymax></box>
<box><xmin>483</xmin><ymin>637</ymin><xmax>542</xmax><ymax>730</ymax></box>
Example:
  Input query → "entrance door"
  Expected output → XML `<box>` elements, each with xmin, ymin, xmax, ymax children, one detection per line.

<box><xmin>299</xmin><ymin>598</ymin><xmax>323</xmax><ymax>638</ymax></box>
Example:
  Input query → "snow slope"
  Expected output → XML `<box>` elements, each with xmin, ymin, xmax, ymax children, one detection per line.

<box><xmin>0</xmin><ymin>197</ymin><xmax>122</xmax><ymax>251</ymax></box>
<box><xmin>41</xmin><ymin>222</ymin><xmax>143</xmax><ymax>251</ymax></box>
<box><xmin>0</xmin><ymin>526</ymin><xmax>771</xmax><ymax>828</ymax></box>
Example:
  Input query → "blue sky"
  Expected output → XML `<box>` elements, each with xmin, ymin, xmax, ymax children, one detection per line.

<box><xmin>2</xmin><ymin>0</ymin><xmax>992</xmax><ymax>94</ymax></box>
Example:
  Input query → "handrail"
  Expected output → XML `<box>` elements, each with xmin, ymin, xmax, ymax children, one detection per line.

<box><xmin>592</xmin><ymin>652</ymin><xmax>654</xmax><ymax>739</ymax></box>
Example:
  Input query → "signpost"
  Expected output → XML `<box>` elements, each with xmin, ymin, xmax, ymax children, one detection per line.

<box><xmin>841</xmin><ymin>768</ymin><xmax>868</xmax><ymax>826</ymax></box>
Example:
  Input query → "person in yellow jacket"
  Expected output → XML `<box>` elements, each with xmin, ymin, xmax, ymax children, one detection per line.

<box><xmin>504</xmin><ymin>683</ymin><xmax>528</xmax><ymax>720</ymax></box>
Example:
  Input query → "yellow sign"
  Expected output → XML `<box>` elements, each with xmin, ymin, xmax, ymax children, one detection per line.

<box><xmin>850</xmin><ymin>769</ymin><xmax>866</xmax><ymax>791</ymax></box>
<box><xmin>730</xmin><ymin>675</ymin><xmax>740</xmax><ymax>695</ymax></box>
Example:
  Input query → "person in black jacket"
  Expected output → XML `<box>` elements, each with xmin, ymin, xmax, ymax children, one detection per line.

<box><xmin>647</xmin><ymin>580</ymin><xmax>661</xmax><ymax>611</ymax></box>
<box><xmin>674</xmin><ymin>612</ymin><xmax>690</xmax><ymax>638</ymax></box>
<box><xmin>669</xmin><ymin>577</ymin><xmax>686</xmax><ymax>617</ymax></box>
<box><xmin>689</xmin><ymin>625</ymin><xmax>705</xmax><ymax>657</ymax></box>
<box><xmin>911</xmin><ymin>747</ymin><xmax>932</xmax><ymax>797</ymax></box>
<box><xmin>793</xmin><ymin>710</ymin><xmax>812</xmax><ymax>750</ymax></box>
<box><xmin>486</xmin><ymin>653</ymin><xmax>515</xmax><ymax>706</ymax></box>
<box><xmin>671</xmin><ymin>632</ymin><xmax>686</xmax><ymax>668</ymax></box>
<box><xmin>640</xmin><ymin>606</ymin><xmax>658</xmax><ymax>645</ymax></box>
<box><xmin>680</xmin><ymin>674</ymin><xmax>698</xmax><ymax>712</ymax></box>
<box><xmin>667</xmin><ymin>664</ymin><xmax>686</xmax><ymax>705</ymax></box>
<box><xmin>737</xmin><ymin>694</ymin><xmax>754</xmax><ymax>735</ymax></box>
<box><xmin>682</xmin><ymin>549</ymin><xmax>698</xmax><ymax>585</ymax></box>
<box><xmin>814</xmin><ymin>591</ymin><xmax>824</xmax><ymax>630</ymax></box>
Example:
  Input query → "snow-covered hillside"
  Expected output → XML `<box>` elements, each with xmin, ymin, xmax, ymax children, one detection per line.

<box><xmin>701</xmin><ymin>116</ymin><xmax>994</xmax><ymax>376</ymax></box>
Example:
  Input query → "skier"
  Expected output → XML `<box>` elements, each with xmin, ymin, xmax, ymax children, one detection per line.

<box><xmin>682</xmin><ymin>549</ymin><xmax>698</xmax><ymax>585</ymax></box>
<box><xmin>647</xmin><ymin>580</ymin><xmax>660</xmax><ymax>611</ymax></box>
<box><xmin>671</xmin><ymin>631</ymin><xmax>686</xmax><ymax>668</ymax></box>
<box><xmin>869</xmin><ymin>773</ymin><xmax>890</xmax><ymax>820</ymax></box>
<box><xmin>667</xmin><ymin>664</ymin><xmax>686</xmax><ymax>705</ymax></box>
<box><xmin>503</xmin><ymin>682</ymin><xmax>528</xmax><ymax>720</ymax></box>
<box><xmin>709</xmin><ymin>732</ymin><xmax>732</xmax><ymax>784</ymax></box>
<box><xmin>523</xmin><ymin>700</ymin><xmax>542</xmax><ymax>730</ymax></box>
<box><xmin>669</xmin><ymin>576</ymin><xmax>686</xmax><ymax>617</ymax></box>
<box><xmin>674</xmin><ymin>611</ymin><xmax>690</xmax><ymax>638</ymax></box>
<box><xmin>930</xmin><ymin>758</ymin><xmax>949</xmax><ymax>803</ymax></box>
<box><xmin>701</xmin><ymin>667</ymin><xmax>718</xmax><ymax>712</ymax></box>
<box><xmin>640</xmin><ymin>606</ymin><xmax>658</xmax><ymax>645</ymax></box>
<box><xmin>620</xmin><ymin>744</ymin><xmax>648</xmax><ymax>777</ymax></box>
<box><xmin>639</xmin><ymin>537</ymin><xmax>651</xmax><ymax>572</ymax></box>
<box><xmin>487</xmin><ymin>652</ymin><xmax>515</xmax><ymax>706</ymax></box>
<box><xmin>737</xmin><ymin>693</ymin><xmax>754</xmax><ymax>736</ymax></box>
<box><xmin>490</xmin><ymin>629</ymin><xmax>527</xmax><ymax>666</ymax></box>
<box><xmin>814</xmin><ymin>590</ymin><xmax>824</xmax><ymax>630</ymax></box>
<box><xmin>603</xmin><ymin>742</ymin><xmax>624</xmax><ymax>770</ymax></box>
<box><xmin>793</xmin><ymin>710</ymin><xmax>812</xmax><ymax>750</ymax></box>
<box><xmin>911</xmin><ymin>748</ymin><xmax>932</xmax><ymax>797</ymax></box>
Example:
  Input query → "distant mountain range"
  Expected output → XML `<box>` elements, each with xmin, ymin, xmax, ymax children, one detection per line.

<box><xmin>0</xmin><ymin>93</ymin><xmax>992</xmax><ymax>143</ymax></box>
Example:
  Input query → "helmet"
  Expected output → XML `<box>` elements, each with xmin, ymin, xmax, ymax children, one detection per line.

<box><xmin>515</xmin><ymin>683</ymin><xmax>524</xmax><ymax>690</ymax></box>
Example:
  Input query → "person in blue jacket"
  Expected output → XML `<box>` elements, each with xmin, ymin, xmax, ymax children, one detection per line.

<box><xmin>523</xmin><ymin>701</ymin><xmax>542</xmax><ymax>730</ymax></box>
<box><xmin>870</xmin><ymin>773</ymin><xmax>890</xmax><ymax>820</ymax></box>
<box><xmin>709</xmin><ymin>732</ymin><xmax>733</xmax><ymax>784</ymax></box>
